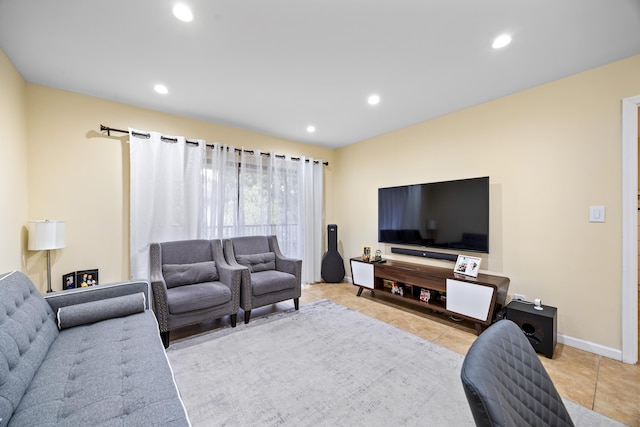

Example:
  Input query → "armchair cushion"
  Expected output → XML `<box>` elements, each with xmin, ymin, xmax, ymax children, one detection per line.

<box><xmin>57</xmin><ymin>292</ymin><xmax>146</xmax><ymax>330</ymax></box>
<box><xmin>162</xmin><ymin>261</ymin><xmax>218</xmax><ymax>288</ymax></box>
<box><xmin>250</xmin><ymin>270</ymin><xmax>297</xmax><ymax>296</ymax></box>
<box><xmin>235</xmin><ymin>252</ymin><xmax>276</xmax><ymax>273</ymax></box>
<box><xmin>167</xmin><ymin>282</ymin><xmax>231</xmax><ymax>314</ymax></box>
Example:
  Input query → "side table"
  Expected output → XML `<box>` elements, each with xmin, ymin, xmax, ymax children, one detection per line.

<box><xmin>506</xmin><ymin>300</ymin><xmax>557</xmax><ymax>358</ymax></box>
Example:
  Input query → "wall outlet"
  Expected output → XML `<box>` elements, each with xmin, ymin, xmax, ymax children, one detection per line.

<box><xmin>513</xmin><ymin>294</ymin><xmax>526</xmax><ymax>302</ymax></box>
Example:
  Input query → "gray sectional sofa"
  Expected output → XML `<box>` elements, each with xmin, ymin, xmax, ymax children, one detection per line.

<box><xmin>0</xmin><ymin>270</ymin><xmax>189</xmax><ymax>426</ymax></box>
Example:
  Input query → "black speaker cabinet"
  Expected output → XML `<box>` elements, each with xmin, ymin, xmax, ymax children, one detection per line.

<box><xmin>506</xmin><ymin>301</ymin><xmax>557</xmax><ymax>358</ymax></box>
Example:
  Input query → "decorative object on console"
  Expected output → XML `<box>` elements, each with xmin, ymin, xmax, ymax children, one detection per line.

<box><xmin>27</xmin><ymin>219</ymin><xmax>65</xmax><ymax>293</ymax></box>
<box><xmin>361</xmin><ymin>245</ymin><xmax>372</xmax><ymax>262</ymax></box>
<box><xmin>62</xmin><ymin>271</ymin><xmax>76</xmax><ymax>290</ymax></box>
<box><xmin>454</xmin><ymin>255</ymin><xmax>481</xmax><ymax>277</ymax></box>
<box><xmin>76</xmin><ymin>269</ymin><xmax>99</xmax><ymax>287</ymax></box>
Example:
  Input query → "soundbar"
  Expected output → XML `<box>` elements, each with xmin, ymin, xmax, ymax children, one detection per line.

<box><xmin>391</xmin><ymin>247</ymin><xmax>458</xmax><ymax>262</ymax></box>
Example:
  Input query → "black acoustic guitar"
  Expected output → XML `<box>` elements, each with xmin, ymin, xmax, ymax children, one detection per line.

<box><xmin>321</xmin><ymin>224</ymin><xmax>345</xmax><ymax>283</ymax></box>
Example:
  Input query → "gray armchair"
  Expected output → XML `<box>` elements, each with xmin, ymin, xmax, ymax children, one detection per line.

<box><xmin>460</xmin><ymin>319</ymin><xmax>574</xmax><ymax>427</ymax></box>
<box><xmin>150</xmin><ymin>239</ymin><xmax>242</xmax><ymax>347</ymax></box>
<box><xmin>223</xmin><ymin>235</ymin><xmax>301</xmax><ymax>324</ymax></box>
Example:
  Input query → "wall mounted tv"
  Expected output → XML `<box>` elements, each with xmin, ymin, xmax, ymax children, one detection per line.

<box><xmin>378</xmin><ymin>176</ymin><xmax>489</xmax><ymax>253</ymax></box>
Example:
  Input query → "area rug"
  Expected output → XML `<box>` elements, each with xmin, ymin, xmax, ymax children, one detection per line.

<box><xmin>166</xmin><ymin>300</ymin><xmax>624</xmax><ymax>427</ymax></box>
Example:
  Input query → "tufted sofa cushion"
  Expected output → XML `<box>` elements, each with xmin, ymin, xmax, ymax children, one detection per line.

<box><xmin>9</xmin><ymin>311</ymin><xmax>188</xmax><ymax>426</ymax></box>
<box><xmin>0</xmin><ymin>271</ymin><xmax>59</xmax><ymax>427</ymax></box>
<box><xmin>163</xmin><ymin>261</ymin><xmax>218</xmax><ymax>288</ymax></box>
<box><xmin>236</xmin><ymin>252</ymin><xmax>276</xmax><ymax>273</ymax></box>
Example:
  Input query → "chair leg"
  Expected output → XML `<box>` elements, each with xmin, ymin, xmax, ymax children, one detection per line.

<box><xmin>294</xmin><ymin>298</ymin><xmax>299</xmax><ymax>310</ymax></box>
<box><xmin>161</xmin><ymin>331</ymin><xmax>170</xmax><ymax>349</ymax></box>
<box><xmin>230</xmin><ymin>313</ymin><xmax>237</xmax><ymax>327</ymax></box>
<box><xmin>244</xmin><ymin>310</ymin><xmax>251</xmax><ymax>324</ymax></box>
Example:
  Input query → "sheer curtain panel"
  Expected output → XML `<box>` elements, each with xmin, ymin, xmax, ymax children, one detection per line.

<box><xmin>129</xmin><ymin>129</ymin><xmax>203</xmax><ymax>279</ymax></box>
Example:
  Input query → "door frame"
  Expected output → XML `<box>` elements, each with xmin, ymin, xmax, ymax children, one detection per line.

<box><xmin>621</xmin><ymin>95</ymin><xmax>639</xmax><ymax>364</ymax></box>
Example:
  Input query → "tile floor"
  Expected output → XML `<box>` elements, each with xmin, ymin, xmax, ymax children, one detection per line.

<box><xmin>171</xmin><ymin>282</ymin><xmax>640</xmax><ymax>427</ymax></box>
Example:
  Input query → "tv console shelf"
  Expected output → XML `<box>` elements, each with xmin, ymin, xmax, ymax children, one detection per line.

<box><xmin>350</xmin><ymin>257</ymin><xmax>510</xmax><ymax>334</ymax></box>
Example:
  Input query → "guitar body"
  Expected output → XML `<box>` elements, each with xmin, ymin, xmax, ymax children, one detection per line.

<box><xmin>321</xmin><ymin>224</ymin><xmax>345</xmax><ymax>283</ymax></box>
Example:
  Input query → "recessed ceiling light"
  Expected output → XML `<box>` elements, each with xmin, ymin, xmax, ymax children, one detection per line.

<box><xmin>492</xmin><ymin>34</ymin><xmax>511</xmax><ymax>49</ymax></box>
<box><xmin>173</xmin><ymin>4</ymin><xmax>193</xmax><ymax>22</ymax></box>
<box><xmin>368</xmin><ymin>94</ymin><xmax>380</xmax><ymax>105</ymax></box>
<box><xmin>306</xmin><ymin>125</ymin><xmax>316</xmax><ymax>133</ymax></box>
<box><xmin>154</xmin><ymin>84</ymin><xmax>169</xmax><ymax>94</ymax></box>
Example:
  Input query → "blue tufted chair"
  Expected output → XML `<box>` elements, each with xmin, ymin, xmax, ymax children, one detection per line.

<box><xmin>223</xmin><ymin>235</ymin><xmax>301</xmax><ymax>324</ymax></box>
<box><xmin>460</xmin><ymin>319</ymin><xmax>574</xmax><ymax>427</ymax></box>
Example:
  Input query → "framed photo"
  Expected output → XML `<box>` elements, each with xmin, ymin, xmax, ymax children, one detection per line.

<box><xmin>62</xmin><ymin>272</ymin><xmax>76</xmax><ymax>290</ymax></box>
<box><xmin>76</xmin><ymin>269</ymin><xmax>99</xmax><ymax>288</ymax></box>
<box><xmin>454</xmin><ymin>255</ymin><xmax>481</xmax><ymax>277</ymax></box>
<box><xmin>361</xmin><ymin>246</ymin><xmax>372</xmax><ymax>262</ymax></box>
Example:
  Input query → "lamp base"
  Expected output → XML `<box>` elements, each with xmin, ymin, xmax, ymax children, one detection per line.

<box><xmin>46</xmin><ymin>249</ymin><xmax>53</xmax><ymax>293</ymax></box>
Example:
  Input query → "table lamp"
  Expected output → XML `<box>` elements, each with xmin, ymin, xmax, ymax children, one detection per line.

<box><xmin>28</xmin><ymin>220</ymin><xmax>65</xmax><ymax>293</ymax></box>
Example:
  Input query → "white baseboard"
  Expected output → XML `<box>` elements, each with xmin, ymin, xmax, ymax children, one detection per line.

<box><xmin>557</xmin><ymin>333</ymin><xmax>622</xmax><ymax>361</ymax></box>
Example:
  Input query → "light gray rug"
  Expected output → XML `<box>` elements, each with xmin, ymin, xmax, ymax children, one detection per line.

<box><xmin>166</xmin><ymin>300</ymin><xmax>625</xmax><ymax>427</ymax></box>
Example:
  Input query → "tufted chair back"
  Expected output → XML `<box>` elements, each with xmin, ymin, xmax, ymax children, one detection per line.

<box><xmin>460</xmin><ymin>319</ymin><xmax>574</xmax><ymax>427</ymax></box>
<box><xmin>160</xmin><ymin>239</ymin><xmax>214</xmax><ymax>265</ymax></box>
<box><xmin>0</xmin><ymin>271</ymin><xmax>59</xmax><ymax>425</ymax></box>
<box><xmin>228</xmin><ymin>235</ymin><xmax>271</xmax><ymax>256</ymax></box>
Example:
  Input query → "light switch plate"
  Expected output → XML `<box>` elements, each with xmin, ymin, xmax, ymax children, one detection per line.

<box><xmin>589</xmin><ymin>206</ymin><xmax>605</xmax><ymax>223</ymax></box>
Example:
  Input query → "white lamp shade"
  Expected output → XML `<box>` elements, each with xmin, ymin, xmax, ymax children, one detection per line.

<box><xmin>28</xmin><ymin>220</ymin><xmax>65</xmax><ymax>250</ymax></box>
<box><xmin>427</xmin><ymin>219</ymin><xmax>438</xmax><ymax>231</ymax></box>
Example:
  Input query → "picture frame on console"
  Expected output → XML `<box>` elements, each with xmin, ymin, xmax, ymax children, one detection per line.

<box><xmin>454</xmin><ymin>255</ymin><xmax>481</xmax><ymax>277</ymax></box>
<box><xmin>62</xmin><ymin>272</ymin><xmax>76</xmax><ymax>290</ymax></box>
<box><xmin>76</xmin><ymin>269</ymin><xmax>99</xmax><ymax>287</ymax></box>
<box><xmin>361</xmin><ymin>246</ymin><xmax>372</xmax><ymax>262</ymax></box>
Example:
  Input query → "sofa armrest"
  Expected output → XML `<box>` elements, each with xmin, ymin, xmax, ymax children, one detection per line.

<box><xmin>44</xmin><ymin>280</ymin><xmax>150</xmax><ymax>312</ymax></box>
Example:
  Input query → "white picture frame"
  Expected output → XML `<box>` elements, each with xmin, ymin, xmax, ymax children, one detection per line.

<box><xmin>454</xmin><ymin>255</ymin><xmax>481</xmax><ymax>277</ymax></box>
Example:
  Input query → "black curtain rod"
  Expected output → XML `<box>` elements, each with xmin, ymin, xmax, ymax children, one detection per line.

<box><xmin>99</xmin><ymin>125</ymin><xmax>329</xmax><ymax>166</ymax></box>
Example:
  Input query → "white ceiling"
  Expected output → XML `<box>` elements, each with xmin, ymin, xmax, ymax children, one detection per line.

<box><xmin>1</xmin><ymin>1</ymin><xmax>640</xmax><ymax>148</ymax></box>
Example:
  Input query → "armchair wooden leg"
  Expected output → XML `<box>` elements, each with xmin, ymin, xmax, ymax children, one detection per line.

<box><xmin>294</xmin><ymin>298</ymin><xmax>299</xmax><ymax>310</ymax></box>
<box><xmin>244</xmin><ymin>310</ymin><xmax>251</xmax><ymax>324</ymax></box>
<box><xmin>161</xmin><ymin>331</ymin><xmax>170</xmax><ymax>349</ymax></box>
<box><xmin>230</xmin><ymin>313</ymin><xmax>237</xmax><ymax>327</ymax></box>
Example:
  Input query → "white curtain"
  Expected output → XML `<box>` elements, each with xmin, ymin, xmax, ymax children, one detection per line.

<box><xmin>300</xmin><ymin>157</ymin><xmax>324</xmax><ymax>284</ymax></box>
<box><xmin>130</xmin><ymin>129</ymin><xmax>324</xmax><ymax>283</ymax></box>
<box><xmin>201</xmin><ymin>143</ymin><xmax>239</xmax><ymax>239</ymax></box>
<box><xmin>129</xmin><ymin>129</ymin><xmax>203</xmax><ymax>279</ymax></box>
<box><xmin>235</xmin><ymin>150</ymin><xmax>324</xmax><ymax>283</ymax></box>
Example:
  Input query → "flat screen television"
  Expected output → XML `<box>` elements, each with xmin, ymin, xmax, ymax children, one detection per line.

<box><xmin>378</xmin><ymin>176</ymin><xmax>489</xmax><ymax>253</ymax></box>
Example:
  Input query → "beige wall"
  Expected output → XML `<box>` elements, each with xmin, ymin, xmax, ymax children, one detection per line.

<box><xmin>23</xmin><ymin>84</ymin><xmax>335</xmax><ymax>290</ymax></box>
<box><xmin>0</xmin><ymin>49</ymin><xmax>28</xmax><ymax>274</ymax></box>
<box><xmin>334</xmin><ymin>54</ymin><xmax>640</xmax><ymax>350</ymax></box>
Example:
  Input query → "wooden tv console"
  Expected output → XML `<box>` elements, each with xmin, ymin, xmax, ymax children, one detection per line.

<box><xmin>350</xmin><ymin>258</ymin><xmax>510</xmax><ymax>334</ymax></box>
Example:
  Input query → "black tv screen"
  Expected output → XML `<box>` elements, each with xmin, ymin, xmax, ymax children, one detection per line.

<box><xmin>378</xmin><ymin>177</ymin><xmax>489</xmax><ymax>253</ymax></box>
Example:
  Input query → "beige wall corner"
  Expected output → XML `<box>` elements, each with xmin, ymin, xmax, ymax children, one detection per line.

<box><xmin>0</xmin><ymin>49</ymin><xmax>29</xmax><ymax>279</ymax></box>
